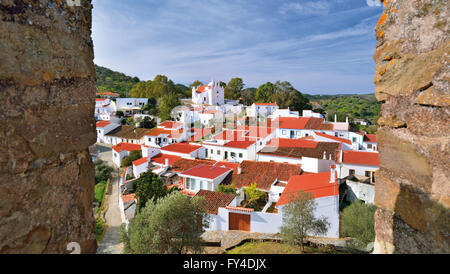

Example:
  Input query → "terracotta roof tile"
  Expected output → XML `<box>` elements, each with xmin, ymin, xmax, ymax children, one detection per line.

<box><xmin>314</xmin><ymin>132</ymin><xmax>352</xmax><ymax>145</ymax></box>
<box><xmin>194</xmin><ymin>190</ymin><xmax>236</xmax><ymax>214</ymax></box>
<box><xmin>342</xmin><ymin>151</ymin><xmax>379</xmax><ymax>166</ymax></box>
<box><xmin>171</xmin><ymin>158</ymin><xmax>216</xmax><ymax>173</ymax></box>
<box><xmin>232</xmin><ymin>161</ymin><xmax>302</xmax><ymax>191</ymax></box>
<box><xmin>363</xmin><ymin>134</ymin><xmax>377</xmax><ymax>143</ymax></box>
<box><xmin>96</xmin><ymin>121</ymin><xmax>112</xmax><ymax>128</ymax></box>
<box><xmin>181</xmin><ymin>164</ymin><xmax>232</xmax><ymax>179</ymax></box>
<box><xmin>112</xmin><ymin>142</ymin><xmax>142</xmax><ymax>153</ymax></box>
<box><xmin>160</xmin><ymin>142</ymin><xmax>202</xmax><ymax>154</ymax></box>
<box><xmin>150</xmin><ymin>153</ymin><xmax>182</xmax><ymax>166</ymax></box>
<box><xmin>276</xmin><ymin>171</ymin><xmax>338</xmax><ymax>206</ymax></box>
<box><xmin>259</xmin><ymin>141</ymin><xmax>340</xmax><ymax>161</ymax></box>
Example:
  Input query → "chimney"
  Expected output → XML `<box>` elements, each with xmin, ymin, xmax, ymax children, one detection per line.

<box><xmin>237</xmin><ymin>166</ymin><xmax>241</xmax><ymax>174</ymax></box>
<box><xmin>323</xmin><ymin>151</ymin><xmax>326</xmax><ymax>159</ymax></box>
<box><xmin>346</xmin><ymin>116</ymin><xmax>349</xmax><ymax>124</ymax></box>
<box><xmin>165</xmin><ymin>158</ymin><xmax>169</xmax><ymax>167</ymax></box>
<box><xmin>334</xmin><ymin>114</ymin><xmax>337</xmax><ymax>123</ymax></box>
<box><xmin>330</xmin><ymin>164</ymin><xmax>336</xmax><ymax>183</ymax></box>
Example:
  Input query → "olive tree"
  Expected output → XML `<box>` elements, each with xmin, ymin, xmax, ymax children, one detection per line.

<box><xmin>280</xmin><ymin>190</ymin><xmax>329</xmax><ymax>252</ymax></box>
<box><xmin>121</xmin><ymin>191</ymin><xmax>208</xmax><ymax>254</ymax></box>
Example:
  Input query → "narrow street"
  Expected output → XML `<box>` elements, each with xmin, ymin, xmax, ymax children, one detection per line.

<box><xmin>96</xmin><ymin>144</ymin><xmax>124</xmax><ymax>254</ymax></box>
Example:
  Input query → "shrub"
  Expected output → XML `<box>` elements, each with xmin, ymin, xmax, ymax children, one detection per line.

<box><xmin>217</xmin><ymin>184</ymin><xmax>237</xmax><ymax>195</ymax></box>
<box><xmin>341</xmin><ymin>200</ymin><xmax>377</xmax><ymax>249</ymax></box>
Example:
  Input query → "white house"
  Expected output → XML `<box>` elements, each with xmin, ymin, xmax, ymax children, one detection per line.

<box><xmin>112</xmin><ymin>142</ymin><xmax>142</xmax><ymax>167</ymax></box>
<box><xmin>269</xmin><ymin>108</ymin><xmax>299</xmax><ymax>119</ymax></box>
<box><xmin>338</xmin><ymin>150</ymin><xmax>380</xmax><ymax>183</ymax></box>
<box><xmin>115</xmin><ymin>98</ymin><xmax>148</xmax><ymax>115</ymax></box>
<box><xmin>247</xmin><ymin>103</ymin><xmax>279</xmax><ymax>117</ymax></box>
<box><xmin>203</xmin><ymin>167</ymin><xmax>340</xmax><ymax>237</ymax></box>
<box><xmin>311</xmin><ymin>131</ymin><xmax>353</xmax><ymax>150</ymax></box>
<box><xmin>159</xmin><ymin>142</ymin><xmax>206</xmax><ymax>159</ymax></box>
<box><xmin>302</xmin><ymin>110</ymin><xmax>324</xmax><ymax>118</ymax></box>
<box><xmin>363</xmin><ymin>134</ymin><xmax>377</xmax><ymax>151</ymax></box>
<box><xmin>96</xmin><ymin>121</ymin><xmax>120</xmax><ymax>143</ymax></box>
<box><xmin>275</xmin><ymin>168</ymin><xmax>340</xmax><ymax>238</ymax></box>
<box><xmin>192</xmin><ymin>80</ymin><xmax>224</xmax><ymax>106</ymax></box>
<box><xmin>178</xmin><ymin>164</ymin><xmax>233</xmax><ymax>195</ymax></box>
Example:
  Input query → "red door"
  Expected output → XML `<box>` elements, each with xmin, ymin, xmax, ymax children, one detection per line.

<box><xmin>229</xmin><ymin>213</ymin><xmax>250</xmax><ymax>231</ymax></box>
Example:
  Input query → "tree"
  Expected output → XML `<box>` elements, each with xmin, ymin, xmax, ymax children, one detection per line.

<box><xmin>126</xmin><ymin>116</ymin><xmax>135</xmax><ymax>126</ymax></box>
<box><xmin>121</xmin><ymin>191</ymin><xmax>208</xmax><ymax>254</ymax></box>
<box><xmin>94</xmin><ymin>159</ymin><xmax>113</xmax><ymax>184</ymax></box>
<box><xmin>224</xmin><ymin>77</ymin><xmax>244</xmax><ymax>100</ymax></box>
<box><xmin>273</xmin><ymin>81</ymin><xmax>311</xmax><ymax>111</ymax></box>
<box><xmin>241</xmin><ymin>88</ymin><xmax>256</xmax><ymax>105</ymax></box>
<box><xmin>255</xmin><ymin>82</ymin><xmax>276</xmax><ymax>103</ymax></box>
<box><xmin>139</xmin><ymin>116</ymin><xmax>156</xmax><ymax>129</ymax></box>
<box><xmin>341</xmin><ymin>200</ymin><xmax>377</xmax><ymax>249</ymax></box>
<box><xmin>121</xmin><ymin>150</ymin><xmax>142</xmax><ymax>167</ymax></box>
<box><xmin>115</xmin><ymin>110</ymin><xmax>124</xmax><ymax>118</ymax></box>
<box><xmin>243</xmin><ymin>182</ymin><xmax>266</xmax><ymax>209</ymax></box>
<box><xmin>135</xmin><ymin>170</ymin><xmax>168</xmax><ymax>211</ymax></box>
<box><xmin>217</xmin><ymin>184</ymin><xmax>237</xmax><ymax>195</ymax></box>
<box><xmin>189</xmin><ymin>80</ymin><xmax>203</xmax><ymax>90</ymax></box>
<box><xmin>159</xmin><ymin>92</ymin><xmax>181</xmax><ymax>121</ymax></box>
<box><xmin>280</xmin><ymin>190</ymin><xmax>329</xmax><ymax>252</ymax></box>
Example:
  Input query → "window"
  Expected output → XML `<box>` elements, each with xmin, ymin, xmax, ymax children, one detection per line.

<box><xmin>365</xmin><ymin>171</ymin><xmax>371</xmax><ymax>177</ymax></box>
<box><xmin>186</xmin><ymin>178</ymin><xmax>191</xmax><ymax>190</ymax></box>
<box><xmin>349</xmin><ymin>169</ymin><xmax>355</xmax><ymax>175</ymax></box>
<box><xmin>239</xmin><ymin>153</ymin><xmax>243</xmax><ymax>158</ymax></box>
<box><xmin>296</xmin><ymin>131</ymin><xmax>301</xmax><ymax>136</ymax></box>
<box><xmin>231</xmin><ymin>152</ymin><xmax>236</xmax><ymax>157</ymax></box>
<box><xmin>114</xmin><ymin>153</ymin><xmax>117</xmax><ymax>158</ymax></box>
<box><xmin>211</xmin><ymin>149</ymin><xmax>214</xmax><ymax>154</ymax></box>
<box><xmin>352</xmin><ymin>137</ymin><xmax>357</xmax><ymax>143</ymax></box>
<box><xmin>367</xmin><ymin>144</ymin><xmax>373</xmax><ymax>149</ymax></box>
<box><xmin>282</xmin><ymin>130</ymin><xmax>286</xmax><ymax>135</ymax></box>
<box><xmin>217</xmin><ymin>150</ymin><xmax>221</xmax><ymax>155</ymax></box>
<box><xmin>305</xmin><ymin>133</ymin><xmax>309</xmax><ymax>137</ymax></box>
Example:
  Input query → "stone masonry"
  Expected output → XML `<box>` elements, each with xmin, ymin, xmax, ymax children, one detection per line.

<box><xmin>0</xmin><ymin>0</ymin><xmax>97</xmax><ymax>253</ymax></box>
<box><xmin>373</xmin><ymin>0</ymin><xmax>449</xmax><ymax>253</ymax></box>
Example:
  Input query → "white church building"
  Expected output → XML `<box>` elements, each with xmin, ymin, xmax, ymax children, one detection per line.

<box><xmin>192</xmin><ymin>80</ymin><xmax>224</xmax><ymax>106</ymax></box>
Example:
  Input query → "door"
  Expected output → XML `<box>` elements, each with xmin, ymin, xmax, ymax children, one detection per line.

<box><xmin>290</xmin><ymin>130</ymin><xmax>295</xmax><ymax>139</ymax></box>
<box><xmin>229</xmin><ymin>213</ymin><xmax>250</xmax><ymax>231</ymax></box>
<box><xmin>224</xmin><ymin>151</ymin><xmax>228</xmax><ymax>159</ymax></box>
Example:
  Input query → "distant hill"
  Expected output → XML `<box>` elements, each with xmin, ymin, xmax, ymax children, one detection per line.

<box><xmin>305</xmin><ymin>93</ymin><xmax>381</xmax><ymax>126</ymax></box>
<box><xmin>95</xmin><ymin>64</ymin><xmax>141</xmax><ymax>96</ymax></box>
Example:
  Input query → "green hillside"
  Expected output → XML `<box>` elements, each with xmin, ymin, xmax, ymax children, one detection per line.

<box><xmin>95</xmin><ymin>64</ymin><xmax>141</xmax><ymax>96</ymax></box>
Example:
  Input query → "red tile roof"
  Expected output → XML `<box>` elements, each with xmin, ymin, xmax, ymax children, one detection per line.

<box><xmin>266</xmin><ymin>138</ymin><xmax>318</xmax><ymax>149</ymax></box>
<box><xmin>158</xmin><ymin>121</ymin><xmax>183</xmax><ymax>129</ymax></box>
<box><xmin>145</xmin><ymin>128</ymin><xmax>183</xmax><ymax>138</ymax></box>
<box><xmin>171</xmin><ymin>158</ymin><xmax>216</xmax><ymax>173</ymax></box>
<box><xmin>96</xmin><ymin>98</ymin><xmax>107</xmax><ymax>101</ymax></box>
<box><xmin>276</xmin><ymin>171</ymin><xmax>339</xmax><ymax>206</ymax></box>
<box><xmin>254</xmin><ymin>103</ymin><xmax>278</xmax><ymax>106</ymax></box>
<box><xmin>225</xmin><ymin>206</ymin><xmax>254</xmax><ymax>212</ymax></box>
<box><xmin>275</xmin><ymin>117</ymin><xmax>333</xmax><ymax>130</ymax></box>
<box><xmin>215</xmin><ymin>162</ymin><xmax>240</xmax><ymax>173</ymax></box>
<box><xmin>342</xmin><ymin>151</ymin><xmax>379</xmax><ymax>166</ymax></box>
<box><xmin>150</xmin><ymin>153</ymin><xmax>182</xmax><ymax>166</ymax></box>
<box><xmin>364</xmin><ymin>134</ymin><xmax>377</xmax><ymax>143</ymax></box>
<box><xmin>96</xmin><ymin>121</ymin><xmax>112</xmax><ymax>128</ymax></box>
<box><xmin>97</xmin><ymin>91</ymin><xmax>119</xmax><ymax>96</ymax></box>
<box><xmin>112</xmin><ymin>142</ymin><xmax>142</xmax><ymax>153</ymax></box>
<box><xmin>195</xmin><ymin>85</ymin><xmax>211</xmax><ymax>93</ymax></box>
<box><xmin>314</xmin><ymin>132</ymin><xmax>352</xmax><ymax>145</ymax></box>
<box><xmin>132</xmin><ymin>157</ymin><xmax>149</xmax><ymax>166</ymax></box>
<box><xmin>121</xmin><ymin>193</ymin><xmax>136</xmax><ymax>203</ymax></box>
<box><xmin>181</xmin><ymin>164</ymin><xmax>232</xmax><ymax>179</ymax></box>
<box><xmin>160</xmin><ymin>142</ymin><xmax>203</xmax><ymax>154</ymax></box>
<box><xmin>232</xmin><ymin>161</ymin><xmax>302</xmax><ymax>191</ymax></box>
<box><xmin>194</xmin><ymin>190</ymin><xmax>236</xmax><ymax>214</ymax></box>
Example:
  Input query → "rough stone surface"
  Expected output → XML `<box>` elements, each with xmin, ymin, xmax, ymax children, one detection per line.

<box><xmin>373</xmin><ymin>0</ymin><xmax>449</xmax><ymax>254</ymax></box>
<box><xmin>0</xmin><ymin>0</ymin><xmax>97</xmax><ymax>253</ymax></box>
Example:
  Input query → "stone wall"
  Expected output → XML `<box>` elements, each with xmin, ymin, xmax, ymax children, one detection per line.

<box><xmin>0</xmin><ymin>0</ymin><xmax>97</xmax><ymax>253</ymax></box>
<box><xmin>373</xmin><ymin>0</ymin><xmax>449</xmax><ymax>253</ymax></box>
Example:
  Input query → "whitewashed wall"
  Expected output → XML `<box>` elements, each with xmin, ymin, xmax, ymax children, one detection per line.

<box><xmin>346</xmin><ymin>181</ymin><xmax>375</xmax><ymax>204</ymax></box>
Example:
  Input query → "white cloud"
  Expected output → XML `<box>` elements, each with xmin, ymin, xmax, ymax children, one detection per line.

<box><xmin>279</xmin><ymin>1</ymin><xmax>332</xmax><ymax>16</ymax></box>
<box><xmin>366</xmin><ymin>0</ymin><xmax>381</xmax><ymax>7</ymax></box>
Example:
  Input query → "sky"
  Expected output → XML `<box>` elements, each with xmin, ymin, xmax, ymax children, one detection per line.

<box><xmin>92</xmin><ymin>0</ymin><xmax>383</xmax><ymax>94</ymax></box>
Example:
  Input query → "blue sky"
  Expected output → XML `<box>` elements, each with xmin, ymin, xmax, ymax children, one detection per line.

<box><xmin>92</xmin><ymin>0</ymin><xmax>383</xmax><ymax>94</ymax></box>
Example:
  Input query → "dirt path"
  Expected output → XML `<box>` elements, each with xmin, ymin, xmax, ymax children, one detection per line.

<box><xmin>96</xmin><ymin>144</ymin><xmax>124</xmax><ymax>254</ymax></box>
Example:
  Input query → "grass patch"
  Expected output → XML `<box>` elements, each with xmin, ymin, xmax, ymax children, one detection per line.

<box><xmin>94</xmin><ymin>217</ymin><xmax>107</xmax><ymax>242</ymax></box>
<box><xmin>94</xmin><ymin>181</ymin><xmax>107</xmax><ymax>204</ymax></box>
<box><xmin>225</xmin><ymin>240</ymin><xmax>355</xmax><ymax>254</ymax></box>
